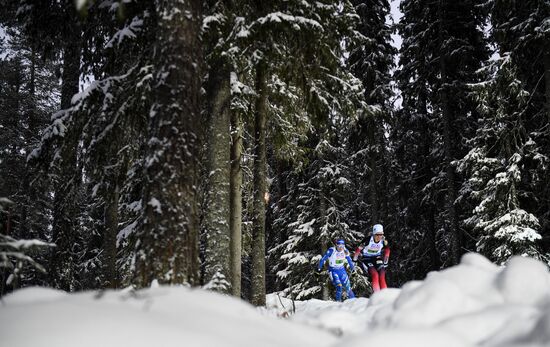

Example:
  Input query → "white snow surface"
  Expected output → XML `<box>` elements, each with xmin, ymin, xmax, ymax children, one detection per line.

<box><xmin>270</xmin><ymin>253</ymin><xmax>550</xmax><ymax>347</ymax></box>
<box><xmin>1</xmin><ymin>286</ymin><xmax>336</xmax><ymax>347</ymax></box>
<box><xmin>2</xmin><ymin>253</ymin><xmax>550</xmax><ymax>347</ymax></box>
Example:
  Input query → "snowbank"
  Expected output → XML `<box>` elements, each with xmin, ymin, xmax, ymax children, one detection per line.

<box><xmin>358</xmin><ymin>254</ymin><xmax>550</xmax><ymax>347</ymax></box>
<box><xmin>268</xmin><ymin>253</ymin><xmax>550</xmax><ymax>347</ymax></box>
<box><xmin>2</xmin><ymin>253</ymin><xmax>549</xmax><ymax>347</ymax></box>
<box><xmin>0</xmin><ymin>286</ymin><xmax>336</xmax><ymax>347</ymax></box>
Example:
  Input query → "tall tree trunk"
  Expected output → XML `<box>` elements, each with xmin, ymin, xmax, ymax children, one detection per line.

<box><xmin>438</xmin><ymin>1</ymin><xmax>461</xmax><ymax>265</ymax></box>
<box><xmin>103</xmin><ymin>179</ymin><xmax>119</xmax><ymax>288</ymax></box>
<box><xmin>230</xmin><ymin>102</ymin><xmax>243</xmax><ymax>297</ymax></box>
<box><xmin>19</xmin><ymin>46</ymin><xmax>37</xmax><ymax>240</ymax></box>
<box><xmin>136</xmin><ymin>0</ymin><xmax>202</xmax><ymax>287</ymax></box>
<box><xmin>204</xmin><ymin>60</ymin><xmax>231</xmax><ymax>292</ymax></box>
<box><xmin>102</xmin><ymin>149</ymin><xmax>131</xmax><ymax>289</ymax></box>
<box><xmin>251</xmin><ymin>59</ymin><xmax>268</xmax><ymax>306</ymax></box>
<box><xmin>50</xmin><ymin>13</ymin><xmax>82</xmax><ymax>291</ymax></box>
<box><xmin>427</xmin><ymin>207</ymin><xmax>441</xmax><ymax>271</ymax></box>
<box><xmin>319</xmin><ymin>191</ymin><xmax>329</xmax><ymax>301</ymax></box>
<box><xmin>367</xmin><ymin>117</ymin><xmax>380</xmax><ymax>223</ymax></box>
<box><xmin>543</xmin><ymin>45</ymin><xmax>550</xmax><ymax>122</ymax></box>
<box><xmin>60</xmin><ymin>28</ymin><xmax>81</xmax><ymax>110</ymax></box>
<box><xmin>541</xmin><ymin>44</ymin><xmax>550</xmax><ymax>252</ymax></box>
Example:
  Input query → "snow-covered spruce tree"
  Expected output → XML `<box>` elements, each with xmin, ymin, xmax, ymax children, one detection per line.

<box><xmin>391</xmin><ymin>0</ymin><xmax>447</xmax><ymax>282</ymax></box>
<box><xmin>0</xmin><ymin>198</ymin><xmax>54</xmax><ymax>296</ymax></box>
<box><xmin>390</xmin><ymin>103</ymin><xmax>443</xmax><ymax>283</ymax></box>
<box><xmin>0</xmin><ymin>14</ymin><xmax>60</xmax><ymax>289</ymax></box>
<box><xmin>347</xmin><ymin>0</ymin><xmax>395</xmax><ymax>236</ymax></box>
<box><xmin>50</xmin><ymin>3</ymin><xmax>82</xmax><ymax>288</ymax></box>
<box><xmin>66</xmin><ymin>58</ymin><xmax>153</xmax><ymax>289</ymax></box>
<box><xmin>250</xmin><ymin>1</ymin><xmax>368</xmax><ymax>302</ymax></box>
<box><xmin>135</xmin><ymin>0</ymin><xmax>203</xmax><ymax>287</ymax></box>
<box><xmin>458</xmin><ymin>55</ymin><xmax>543</xmax><ymax>264</ymax></box>
<box><xmin>393</xmin><ymin>0</ymin><xmax>488</xmax><ymax>274</ymax></box>
<box><xmin>492</xmin><ymin>0</ymin><xmax>550</xmax><ymax>116</ymax></box>
<box><xmin>79</xmin><ymin>3</ymin><xmax>155</xmax><ymax>289</ymax></box>
<box><xmin>26</xmin><ymin>1</ymin><xmax>157</xmax><ymax>289</ymax></box>
<box><xmin>491</xmin><ymin>0</ymin><xmax>550</xmax><ymax>260</ymax></box>
<box><xmin>200</xmin><ymin>0</ymin><xmax>258</xmax><ymax>294</ymax></box>
<box><xmin>76</xmin><ymin>2</ymin><xmax>158</xmax><ymax>289</ymax></box>
<box><xmin>31</xmin><ymin>2</ymin><xmax>152</xmax><ymax>291</ymax></box>
<box><xmin>227</xmin><ymin>0</ymin><xmax>364</xmax><ymax>305</ymax></box>
<box><xmin>269</xmin><ymin>140</ymin><xmax>368</xmax><ymax>300</ymax></box>
<box><xmin>11</xmin><ymin>0</ymin><xmax>86</xmax><ymax>291</ymax></box>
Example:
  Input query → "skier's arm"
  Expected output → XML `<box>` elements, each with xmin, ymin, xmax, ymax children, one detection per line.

<box><xmin>383</xmin><ymin>241</ymin><xmax>391</xmax><ymax>265</ymax></box>
<box><xmin>318</xmin><ymin>248</ymin><xmax>333</xmax><ymax>270</ymax></box>
<box><xmin>346</xmin><ymin>254</ymin><xmax>355</xmax><ymax>271</ymax></box>
<box><xmin>353</xmin><ymin>247</ymin><xmax>363</xmax><ymax>261</ymax></box>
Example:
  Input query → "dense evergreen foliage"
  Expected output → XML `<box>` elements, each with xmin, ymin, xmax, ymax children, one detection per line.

<box><xmin>1</xmin><ymin>0</ymin><xmax>549</xmax><ymax>300</ymax></box>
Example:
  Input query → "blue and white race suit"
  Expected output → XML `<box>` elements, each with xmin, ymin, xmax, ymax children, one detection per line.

<box><xmin>318</xmin><ymin>247</ymin><xmax>356</xmax><ymax>301</ymax></box>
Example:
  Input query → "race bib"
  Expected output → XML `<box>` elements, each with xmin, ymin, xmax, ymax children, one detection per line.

<box><xmin>329</xmin><ymin>248</ymin><xmax>347</xmax><ymax>268</ymax></box>
<box><xmin>363</xmin><ymin>237</ymin><xmax>383</xmax><ymax>256</ymax></box>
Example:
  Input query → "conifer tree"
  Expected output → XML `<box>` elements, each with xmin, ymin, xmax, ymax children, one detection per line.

<box><xmin>347</xmin><ymin>0</ymin><xmax>395</xmax><ymax>235</ymax></box>
<box><xmin>394</xmin><ymin>0</ymin><xmax>488</xmax><ymax>274</ymax></box>
<box><xmin>270</xmin><ymin>139</ymin><xmax>369</xmax><ymax>299</ymax></box>
<box><xmin>201</xmin><ymin>0</ymin><xmax>234</xmax><ymax>293</ymax></box>
<box><xmin>135</xmin><ymin>0</ymin><xmax>203</xmax><ymax>286</ymax></box>
<box><xmin>0</xmin><ymin>9</ymin><xmax>60</xmax><ymax>290</ymax></box>
<box><xmin>458</xmin><ymin>55</ymin><xmax>544</xmax><ymax>264</ymax></box>
<box><xmin>265</xmin><ymin>0</ymin><xmax>368</xmax><ymax>300</ymax></box>
<box><xmin>491</xmin><ymin>0</ymin><xmax>550</xmax><ymax>255</ymax></box>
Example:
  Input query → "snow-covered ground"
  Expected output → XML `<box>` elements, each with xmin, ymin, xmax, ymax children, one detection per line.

<box><xmin>2</xmin><ymin>253</ymin><xmax>550</xmax><ymax>347</ymax></box>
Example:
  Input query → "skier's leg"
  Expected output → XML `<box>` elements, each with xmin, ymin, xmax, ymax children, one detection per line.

<box><xmin>345</xmin><ymin>272</ymin><xmax>355</xmax><ymax>299</ymax></box>
<box><xmin>369</xmin><ymin>267</ymin><xmax>380</xmax><ymax>292</ymax></box>
<box><xmin>340</xmin><ymin>270</ymin><xmax>349</xmax><ymax>290</ymax></box>
<box><xmin>379</xmin><ymin>268</ymin><xmax>387</xmax><ymax>289</ymax></box>
<box><xmin>331</xmin><ymin>270</ymin><xmax>343</xmax><ymax>301</ymax></box>
<box><xmin>335</xmin><ymin>283</ymin><xmax>343</xmax><ymax>301</ymax></box>
<box><xmin>340</xmin><ymin>270</ymin><xmax>354</xmax><ymax>299</ymax></box>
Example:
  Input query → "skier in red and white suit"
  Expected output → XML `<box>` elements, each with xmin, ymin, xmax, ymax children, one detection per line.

<box><xmin>353</xmin><ymin>224</ymin><xmax>390</xmax><ymax>292</ymax></box>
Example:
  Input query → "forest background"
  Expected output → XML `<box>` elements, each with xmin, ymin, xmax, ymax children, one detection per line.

<box><xmin>1</xmin><ymin>0</ymin><xmax>549</xmax><ymax>304</ymax></box>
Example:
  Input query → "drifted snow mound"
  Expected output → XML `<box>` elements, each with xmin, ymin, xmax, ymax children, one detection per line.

<box><xmin>0</xmin><ymin>286</ymin><xmax>337</xmax><ymax>347</ymax></box>
<box><xmin>285</xmin><ymin>253</ymin><xmax>550</xmax><ymax>347</ymax></box>
<box><xmin>2</xmin><ymin>254</ymin><xmax>549</xmax><ymax>347</ymax></box>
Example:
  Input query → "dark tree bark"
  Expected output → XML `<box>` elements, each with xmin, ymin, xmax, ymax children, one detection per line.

<box><xmin>544</xmin><ymin>45</ymin><xmax>550</xmax><ymax>122</ymax></box>
<box><xmin>230</xmin><ymin>106</ymin><xmax>243</xmax><ymax>297</ymax></box>
<box><xmin>438</xmin><ymin>1</ymin><xmax>461</xmax><ymax>265</ymax></box>
<box><xmin>136</xmin><ymin>0</ymin><xmax>202</xmax><ymax>287</ymax></box>
<box><xmin>60</xmin><ymin>25</ymin><xmax>81</xmax><ymax>110</ymax></box>
<box><xmin>367</xmin><ymin>117</ymin><xmax>380</xmax><ymax>223</ymax></box>
<box><xmin>251</xmin><ymin>59</ymin><xmax>268</xmax><ymax>306</ymax></box>
<box><xmin>102</xmin><ymin>176</ymin><xmax>119</xmax><ymax>288</ymax></box>
<box><xmin>204</xmin><ymin>59</ymin><xmax>231</xmax><ymax>292</ymax></box>
<box><xmin>18</xmin><ymin>46</ymin><xmax>37</xmax><ymax>240</ymax></box>
<box><xmin>319</xmin><ymin>191</ymin><xmax>329</xmax><ymax>301</ymax></box>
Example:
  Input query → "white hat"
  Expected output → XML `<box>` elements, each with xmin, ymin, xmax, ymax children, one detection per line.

<box><xmin>373</xmin><ymin>224</ymin><xmax>384</xmax><ymax>235</ymax></box>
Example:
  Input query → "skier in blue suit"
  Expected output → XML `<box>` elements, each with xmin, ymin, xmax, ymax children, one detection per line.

<box><xmin>317</xmin><ymin>239</ymin><xmax>356</xmax><ymax>301</ymax></box>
